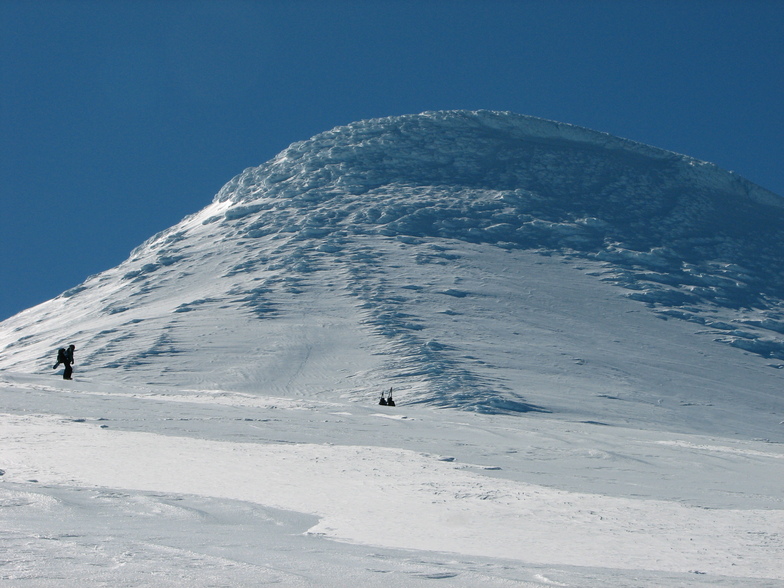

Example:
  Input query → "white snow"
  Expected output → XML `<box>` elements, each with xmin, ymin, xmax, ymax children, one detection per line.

<box><xmin>1</xmin><ymin>371</ymin><xmax>782</xmax><ymax>586</ymax></box>
<box><xmin>1</xmin><ymin>111</ymin><xmax>783</xmax><ymax>586</ymax></box>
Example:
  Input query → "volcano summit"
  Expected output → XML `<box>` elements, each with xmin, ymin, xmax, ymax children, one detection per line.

<box><xmin>1</xmin><ymin>110</ymin><xmax>783</xmax><ymax>423</ymax></box>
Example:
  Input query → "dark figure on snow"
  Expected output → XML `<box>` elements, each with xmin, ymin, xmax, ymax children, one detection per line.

<box><xmin>378</xmin><ymin>387</ymin><xmax>395</xmax><ymax>407</ymax></box>
<box><xmin>53</xmin><ymin>344</ymin><xmax>75</xmax><ymax>380</ymax></box>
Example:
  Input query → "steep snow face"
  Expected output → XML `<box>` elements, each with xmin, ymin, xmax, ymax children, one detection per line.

<box><xmin>211</xmin><ymin>110</ymin><xmax>784</xmax><ymax>354</ymax></box>
<box><xmin>1</xmin><ymin>111</ymin><xmax>783</xmax><ymax>417</ymax></box>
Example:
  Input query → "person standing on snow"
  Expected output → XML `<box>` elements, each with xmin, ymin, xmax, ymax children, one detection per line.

<box><xmin>53</xmin><ymin>344</ymin><xmax>76</xmax><ymax>380</ymax></box>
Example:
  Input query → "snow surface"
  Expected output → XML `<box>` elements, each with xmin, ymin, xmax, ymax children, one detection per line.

<box><xmin>1</xmin><ymin>111</ymin><xmax>783</xmax><ymax>586</ymax></box>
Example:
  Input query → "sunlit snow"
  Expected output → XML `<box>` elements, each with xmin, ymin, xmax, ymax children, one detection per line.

<box><xmin>1</xmin><ymin>111</ymin><xmax>782</xmax><ymax>586</ymax></box>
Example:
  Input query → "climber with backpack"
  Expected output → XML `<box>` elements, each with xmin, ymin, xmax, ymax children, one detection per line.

<box><xmin>53</xmin><ymin>344</ymin><xmax>76</xmax><ymax>380</ymax></box>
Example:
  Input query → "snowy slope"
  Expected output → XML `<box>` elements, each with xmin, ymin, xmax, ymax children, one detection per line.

<box><xmin>1</xmin><ymin>111</ymin><xmax>783</xmax><ymax>586</ymax></box>
<box><xmin>2</xmin><ymin>110</ymin><xmax>783</xmax><ymax>412</ymax></box>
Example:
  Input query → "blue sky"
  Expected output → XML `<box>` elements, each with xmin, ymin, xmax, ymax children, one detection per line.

<box><xmin>2</xmin><ymin>0</ymin><xmax>782</xmax><ymax>320</ymax></box>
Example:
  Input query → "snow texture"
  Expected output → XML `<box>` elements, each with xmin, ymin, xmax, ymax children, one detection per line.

<box><xmin>0</xmin><ymin>111</ymin><xmax>783</xmax><ymax>586</ymax></box>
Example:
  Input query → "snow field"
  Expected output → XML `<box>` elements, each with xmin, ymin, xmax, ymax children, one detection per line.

<box><xmin>2</xmin><ymin>110</ymin><xmax>784</xmax><ymax>586</ymax></box>
<box><xmin>1</xmin><ymin>374</ymin><xmax>782</xmax><ymax>585</ymax></box>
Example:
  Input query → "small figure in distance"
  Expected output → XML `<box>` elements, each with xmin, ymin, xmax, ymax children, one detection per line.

<box><xmin>378</xmin><ymin>391</ymin><xmax>388</xmax><ymax>405</ymax></box>
<box><xmin>387</xmin><ymin>387</ymin><xmax>395</xmax><ymax>407</ymax></box>
<box><xmin>53</xmin><ymin>344</ymin><xmax>76</xmax><ymax>380</ymax></box>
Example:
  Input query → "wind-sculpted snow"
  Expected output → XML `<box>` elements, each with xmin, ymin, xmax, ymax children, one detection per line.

<box><xmin>211</xmin><ymin>110</ymin><xmax>784</xmax><ymax>359</ymax></box>
<box><xmin>2</xmin><ymin>111</ymin><xmax>784</xmax><ymax>413</ymax></box>
<box><xmin>216</xmin><ymin>110</ymin><xmax>781</xmax><ymax>208</ymax></box>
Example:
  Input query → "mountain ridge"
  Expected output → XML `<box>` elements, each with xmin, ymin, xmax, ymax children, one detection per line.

<box><xmin>216</xmin><ymin>110</ymin><xmax>782</xmax><ymax>208</ymax></box>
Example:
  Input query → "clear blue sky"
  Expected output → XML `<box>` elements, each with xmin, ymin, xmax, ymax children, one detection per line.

<box><xmin>2</xmin><ymin>0</ymin><xmax>782</xmax><ymax>320</ymax></box>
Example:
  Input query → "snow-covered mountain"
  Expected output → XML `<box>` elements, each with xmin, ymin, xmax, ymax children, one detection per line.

<box><xmin>1</xmin><ymin>111</ymin><xmax>783</xmax><ymax>586</ymax></box>
<box><xmin>1</xmin><ymin>110</ymin><xmax>783</xmax><ymax>418</ymax></box>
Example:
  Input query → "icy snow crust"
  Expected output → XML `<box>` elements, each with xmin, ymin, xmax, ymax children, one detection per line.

<box><xmin>1</xmin><ymin>110</ymin><xmax>784</xmax><ymax>585</ymax></box>
<box><xmin>215</xmin><ymin>110</ymin><xmax>784</xmax><ymax>349</ymax></box>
